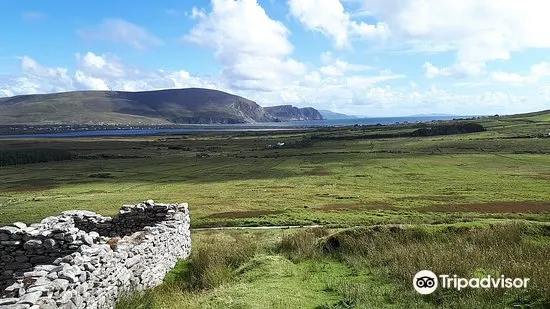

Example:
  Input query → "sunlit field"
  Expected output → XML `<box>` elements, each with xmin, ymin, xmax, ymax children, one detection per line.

<box><xmin>1</xmin><ymin>113</ymin><xmax>549</xmax><ymax>308</ymax></box>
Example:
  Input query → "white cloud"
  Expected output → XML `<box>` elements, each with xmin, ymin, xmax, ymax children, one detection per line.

<box><xmin>184</xmin><ymin>0</ymin><xmax>306</xmax><ymax>91</ymax></box>
<box><xmin>77</xmin><ymin>18</ymin><xmax>163</xmax><ymax>50</ymax></box>
<box><xmin>288</xmin><ymin>0</ymin><xmax>388</xmax><ymax>49</ymax></box>
<box><xmin>319</xmin><ymin>52</ymin><xmax>373</xmax><ymax>76</ymax></box>
<box><xmin>424</xmin><ymin>62</ymin><xmax>485</xmax><ymax>79</ymax></box>
<box><xmin>0</xmin><ymin>53</ymin><xmax>222</xmax><ymax>96</ymax></box>
<box><xmin>0</xmin><ymin>53</ymin><xmax>548</xmax><ymax>116</ymax></box>
<box><xmin>358</xmin><ymin>0</ymin><xmax>550</xmax><ymax>64</ymax></box>
<box><xmin>491</xmin><ymin>61</ymin><xmax>550</xmax><ymax>85</ymax></box>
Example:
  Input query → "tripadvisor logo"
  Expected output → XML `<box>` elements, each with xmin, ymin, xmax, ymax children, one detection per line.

<box><xmin>413</xmin><ymin>270</ymin><xmax>530</xmax><ymax>295</ymax></box>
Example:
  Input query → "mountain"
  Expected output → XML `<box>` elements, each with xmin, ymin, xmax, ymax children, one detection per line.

<box><xmin>409</xmin><ymin>113</ymin><xmax>458</xmax><ymax>117</ymax></box>
<box><xmin>263</xmin><ymin>105</ymin><xmax>323</xmax><ymax>121</ymax></box>
<box><xmin>0</xmin><ymin>88</ymin><xmax>323</xmax><ymax>125</ymax></box>
<box><xmin>318</xmin><ymin>110</ymin><xmax>358</xmax><ymax>120</ymax></box>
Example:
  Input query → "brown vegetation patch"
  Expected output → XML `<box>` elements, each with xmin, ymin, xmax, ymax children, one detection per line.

<box><xmin>393</xmin><ymin>195</ymin><xmax>456</xmax><ymax>202</ymax></box>
<box><xmin>316</xmin><ymin>202</ymin><xmax>395</xmax><ymax>212</ymax></box>
<box><xmin>421</xmin><ymin>201</ymin><xmax>550</xmax><ymax>213</ymax></box>
<box><xmin>206</xmin><ymin>210</ymin><xmax>284</xmax><ymax>219</ymax></box>
<box><xmin>261</xmin><ymin>185</ymin><xmax>296</xmax><ymax>189</ymax></box>
<box><xmin>305</xmin><ymin>167</ymin><xmax>332</xmax><ymax>176</ymax></box>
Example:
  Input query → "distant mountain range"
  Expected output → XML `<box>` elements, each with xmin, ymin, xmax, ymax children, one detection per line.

<box><xmin>0</xmin><ymin>88</ymin><xmax>324</xmax><ymax>125</ymax></box>
<box><xmin>318</xmin><ymin>110</ymin><xmax>358</xmax><ymax>120</ymax></box>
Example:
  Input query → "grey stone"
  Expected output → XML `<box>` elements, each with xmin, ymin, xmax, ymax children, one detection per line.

<box><xmin>1</xmin><ymin>254</ymin><xmax>15</xmax><ymax>262</ymax></box>
<box><xmin>64</xmin><ymin>234</ymin><xmax>77</xmax><ymax>242</ymax></box>
<box><xmin>1</xmin><ymin>240</ymin><xmax>21</xmax><ymax>246</ymax></box>
<box><xmin>23</xmin><ymin>239</ymin><xmax>42</xmax><ymax>250</ymax></box>
<box><xmin>42</xmin><ymin>238</ymin><xmax>56</xmax><ymax>249</ymax></box>
<box><xmin>15</xmin><ymin>255</ymin><xmax>29</xmax><ymax>262</ymax></box>
<box><xmin>46</xmin><ymin>272</ymin><xmax>58</xmax><ymax>280</ymax></box>
<box><xmin>82</xmin><ymin>235</ymin><xmax>94</xmax><ymax>246</ymax></box>
<box><xmin>30</xmin><ymin>277</ymin><xmax>52</xmax><ymax>286</ymax></box>
<box><xmin>61</xmin><ymin>300</ymin><xmax>77</xmax><ymax>309</ymax></box>
<box><xmin>5</xmin><ymin>282</ymin><xmax>22</xmax><ymax>292</ymax></box>
<box><xmin>4</xmin><ymin>262</ymin><xmax>33</xmax><ymax>270</ymax></box>
<box><xmin>18</xmin><ymin>291</ymin><xmax>42</xmax><ymax>305</ymax></box>
<box><xmin>29</xmin><ymin>255</ymin><xmax>50</xmax><ymax>264</ymax></box>
<box><xmin>24</xmin><ymin>270</ymin><xmax>49</xmax><ymax>278</ymax></box>
<box><xmin>57</xmin><ymin>290</ymin><xmax>73</xmax><ymax>304</ymax></box>
<box><xmin>53</xmin><ymin>233</ymin><xmax>66</xmax><ymax>240</ymax></box>
<box><xmin>26</xmin><ymin>285</ymin><xmax>52</xmax><ymax>294</ymax></box>
<box><xmin>3</xmin><ymin>304</ymin><xmax>30</xmax><ymax>309</ymax></box>
<box><xmin>0</xmin><ymin>232</ymin><xmax>10</xmax><ymax>241</ymax></box>
<box><xmin>0</xmin><ymin>226</ymin><xmax>20</xmax><ymax>235</ymax></box>
<box><xmin>34</xmin><ymin>264</ymin><xmax>60</xmax><ymax>272</ymax></box>
<box><xmin>59</xmin><ymin>270</ymin><xmax>77</xmax><ymax>283</ymax></box>
<box><xmin>12</xmin><ymin>222</ymin><xmax>27</xmax><ymax>230</ymax></box>
<box><xmin>37</xmin><ymin>298</ymin><xmax>57</xmax><ymax>309</ymax></box>
<box><xmin>0</xmin><ymin>298</ymin><xmax>19</xmax><ymax>306</ymax></box>
<box><xmin>52</xmin><ymin>278</ymin><xmax>70</xmax><ymax>291</ymax></box>
<box><xmin>79</xmin><ymin>245</ymin><xmax>101</xmax><ymax>256</ymax></box>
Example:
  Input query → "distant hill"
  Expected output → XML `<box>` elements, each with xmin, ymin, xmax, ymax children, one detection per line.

<box><xmin>264</xmin><ymin>105</ymin><xmax>323</xmax><ymax>121</ymax></box>
<box><xmin>0</xmin><ymin>88</ymin><xmax>323</xmax><ymax>125</ymax></box>
<box><xmin>318</xmin><ymin>110</ymin><xmax>358</xmax><ymax>120</ymax></box>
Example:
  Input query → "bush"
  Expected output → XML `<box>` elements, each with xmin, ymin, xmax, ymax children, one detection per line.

<box><xmin>175</xmin><ymin>233</ymin><xmax>258</xmax><ymax>291</ymax></box>
<box><xmin>278</xmin><ymin>227</ymin><xmax>329</xmax><ymax>261</ymax></box>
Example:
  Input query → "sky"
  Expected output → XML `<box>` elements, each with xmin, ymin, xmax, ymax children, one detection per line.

<box><xmin>1</xmin><ymin>0</ymin><xmax>550</xmax><ymax>116</ymax></box>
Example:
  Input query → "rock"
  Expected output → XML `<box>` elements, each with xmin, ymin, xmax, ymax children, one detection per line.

<box><xmin>1</xmin><ymin>254</ymin><xmax>15</xmax><ymax>262</ymax></box>
<box><xmin>0</xmin><ymin>298</ymin><xmax>19</xmax><ymax>306</ymax></box>
<box><xmin>52</xmin><ymin>279</ymin><xmax>70</xmax><ymax>291</ymax></box>
<box><xmin>26</xmin><ymin>285</ymin><xmax>52</xmax><ymax>294</ymax></box>
<box><xmin>15</xmin><ymin>255</ymin><xmax>29</xmax><ymax>262</ymax></box>
<box><xmin>1</xmin><ymin>240</ymin><xmax>21</xmax><ymax>246</ymax></box>
<box><xmin>57</xmin><ymin>290</ymin><xmax>73</xmax><ymax>304</ymax></box>
<box><xmin>37</xmin><ymin>298</ymin><xmax>57</xmax><ymax>309</ymax></box>
<box><xmin>145</xmin><ymin>199</ymin><xmax>155</xmax><ymax>206</ymax></box>
<box><xmin>83</xmin><ymin>263</ymin><xmax>96</xmax><ymax>272</ymax></box>
<box><xmin>64</xmin><ymin>234</ymin><xmax>77</xmax><ymax>242</ymax></box>
<box><xmin>42</xmin><ymin>238</ymin><xmax>56</xmax><ymax>249</ymax></box>
<box><xmin>34</xmin><ymin>264</ymin><xmax>60</xmax><ymax>272</ymax></box>
<box><xmin>12</xmin><ymin>222</ymin><xmax>27</xmax><ymax>230</ymax></box>
<box><xmin>82</xmin><ymin>235</ymin><xmax>94</xmax><ymax>246</ymax></box>
<box><xmin>18</xmin><ymin>291</ymin><xmax>43</xmax><ymax>305</ymax></box>
<box><xmin>0</xmin><ymin>226</ymin><xmax>20</xmax><ymax>235</ymax></box>
<box><xmin>58</xmin><ymin>269</ymin><xmax>78</xmax><ymax>283</ymax></box>
<box><xmin>3</xmin><ymin>304</ymin><xmax>30</xmax><ymax>309</ymax></box>
<box><xmin>5</xmin><ymin>282</ymin><xmax>23</xmax><ymax>292</ymax></box>
<box><xmin>30</xmin><ymin>277</ymin><xmax>52</xmax><ymax>286</ymax></box>
<box><xmin>79</xmin><ymin>245</ymin><xmax>101</xmax><ymax>256</ymax></box>
<box><xmin>24</xmin><ymin>270</ymin><xmax>48</xmax><ymax>278</ymax></box>
<box><xmin>23</xmin><ymin>239</ymin><xmax>42</xmax><ymax>250</ymax></box>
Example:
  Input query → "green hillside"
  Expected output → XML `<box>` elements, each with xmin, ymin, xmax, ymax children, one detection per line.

<box><xmin>0</xmin><ymin>88</ymin><xmax>322</xmax><ymax>125</ymax></box>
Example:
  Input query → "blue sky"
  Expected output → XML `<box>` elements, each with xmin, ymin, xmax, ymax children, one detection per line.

<box><xmin>1</xmin><ymin>0</ymin><xmax>550</xmax><ymax>116</ymax></box>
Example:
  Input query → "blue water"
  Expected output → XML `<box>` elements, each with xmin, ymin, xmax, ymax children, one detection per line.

<box><xmin>0</xmin><ymin>116</ymin><xmax>470</xmax><ymax>138</ymax></box>
<box><xmin>280</xmin><ymin>116</ymin><xmax>466</xmax><ymax>127</ymax></box>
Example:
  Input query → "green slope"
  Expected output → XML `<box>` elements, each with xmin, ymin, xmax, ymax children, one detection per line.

<box><xmin>0</xmin><ymin>88</ymin><xmax>282</xmax><ymax>125</ymax></box>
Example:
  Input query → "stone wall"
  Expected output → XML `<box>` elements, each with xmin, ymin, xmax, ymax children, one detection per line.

<box><xmin>0</xmin><ymin>200</ymin><xmax>191</xmax><ymax>309</ymax></box>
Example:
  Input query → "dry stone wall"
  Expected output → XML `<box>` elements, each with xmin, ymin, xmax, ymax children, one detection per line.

<box><xmin>0</xmin><ymin>200</ymin><xmax>191</xmax><ymax>309</ymax></box>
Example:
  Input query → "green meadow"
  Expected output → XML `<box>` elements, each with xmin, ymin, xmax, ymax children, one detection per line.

<box><xmin>1</xmin><ymin>112</ymin><xmax>549</xmax><ymax>308</ymax></box>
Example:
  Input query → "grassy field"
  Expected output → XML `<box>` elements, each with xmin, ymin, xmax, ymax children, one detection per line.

<box><xmin>117</xmin><ymin>223</ymin><xmax>550</xmax><ymax>309</ymax></box>
<box><xmin>1</xmin><ymin>113</ymin><xmax>549</xmax><ymax>308</ymax></box>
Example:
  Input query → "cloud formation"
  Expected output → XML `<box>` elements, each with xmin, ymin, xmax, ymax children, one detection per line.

<box><xmin>77</xmin><ymin>18</ymin><xmax>163</xmax><ymax>50</ymax></box>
